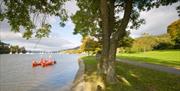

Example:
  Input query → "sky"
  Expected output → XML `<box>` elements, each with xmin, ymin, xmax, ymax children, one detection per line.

<box><xmin>0</xmin><ymin>1</ymin><xmax>179</xmax><ymax>51</ymax></box>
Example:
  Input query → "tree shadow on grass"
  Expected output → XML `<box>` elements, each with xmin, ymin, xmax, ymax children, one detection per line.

<box><xmin>108</xmin><ymin>62</ymin><xmax>180</xmax><ymax>91</ymax></box>
<box><xmin>82</xmin><ymin>56</ymin><xmax>180</xmax><ymax>91</ymax></box>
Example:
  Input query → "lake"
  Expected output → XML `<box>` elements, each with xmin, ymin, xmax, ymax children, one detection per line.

<box><xmin>0</xmin><ymin>54</ymin><xmax>80</xmax><ymax>91</ymax></box>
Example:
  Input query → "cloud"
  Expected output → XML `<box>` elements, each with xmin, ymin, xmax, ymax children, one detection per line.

<box><xmin>0</xmin><ymin>0</ymin><xmax>81</xmax><ymax>51</ymax></box>
<box><xmin>130</xmin><ymin>3</ymin><xmax>179</xmax><ymax>38</ymax></box>
<box><xmin>0</xmin><ymin>19</ymin><xmax>79</xmax><ymax>51</ymax></box>
<box><xmin>64</xmin><ymin>0</ymin><xmax>80</xmax><ymax>16</ymax></box>
<box><xmin>7</xmin><ymin>37</ymin><xmax>74</xmax><ymax>51</ymax></box>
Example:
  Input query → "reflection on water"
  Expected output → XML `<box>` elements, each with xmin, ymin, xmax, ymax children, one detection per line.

<box><xmin>0</xmin><ymin>54</ymin><xmax>80</xmax><ymax>91</ymax></box>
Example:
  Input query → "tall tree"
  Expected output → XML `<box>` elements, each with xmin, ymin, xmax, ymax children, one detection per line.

<box><xmin>167</xmin><ymin>19</ymin><xmax>180</xmax><ymax>49</ymax></box>
<box><xmin>72</xmin><ymin>0</ymin><xmax>179</xmax><ymax>84</ymax></box>
<box><xmin>1</xmin><ymin>0</ymin><xmax>180</xmax><ymax>85</ymax></box>
<box><xmin>167</xmin><ymin>19</ymin><xmax>180</xmax><ymax>39</ymax></box>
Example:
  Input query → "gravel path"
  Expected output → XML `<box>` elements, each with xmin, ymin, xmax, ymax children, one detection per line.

<box><xmin>117</xmin><ymin>59</ymin><xmax>180</xmax><ymax>75</ymax></box>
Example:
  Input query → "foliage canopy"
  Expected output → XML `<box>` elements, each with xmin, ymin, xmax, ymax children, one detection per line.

<box><xmin>0</xmin><ymin>0</ymin><xmax>69</xmax><ymax>39</ymax></box>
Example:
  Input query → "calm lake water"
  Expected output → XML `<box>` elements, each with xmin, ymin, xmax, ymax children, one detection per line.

<box><xmin>0</xmin><ymin>54</ymin><xmax>80</xmax><ymax>91</ymax></box>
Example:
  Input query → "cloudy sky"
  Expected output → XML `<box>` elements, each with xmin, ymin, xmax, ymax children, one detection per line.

<box><xmin>0</xmin><ymin>1</ymin><xmax>179</xmax><ymax>51</ymax></box>
<box><xmin>130</xmin><ymin>2</ymin><xmax>179</xmax><ymax>37</ymax></box>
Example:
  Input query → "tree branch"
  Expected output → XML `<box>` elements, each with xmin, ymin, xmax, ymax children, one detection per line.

<box><xmin>112</xmin><ymin>0</ymin><xmax>133</xmax><ymax>40</ymax></box>
<box><xmin>114</xmin><ymin>3</ymin><xmax>123</xmax><ymax>8</ymax></box>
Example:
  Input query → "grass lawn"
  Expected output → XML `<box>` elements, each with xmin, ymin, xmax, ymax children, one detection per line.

<box><xmin>81</xmin><ymin>56</ymin><xmax>180</xmax><ymax>91</ymax></box>
<box><xmin>117</xmin><ymin>50</ymin><xmax>180</xmax><ymax>68</ymax></box>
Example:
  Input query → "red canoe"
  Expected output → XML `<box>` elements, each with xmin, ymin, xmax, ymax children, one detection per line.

<box><xmin>32</xmin><ymin>59</ymin><xmax>56</xmax><ymax>67</ymax></box>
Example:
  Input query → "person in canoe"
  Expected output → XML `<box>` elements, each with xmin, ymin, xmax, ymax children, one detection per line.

<box><xmin>32</xmin><ymin>55</ymin><xmax>56</xmax><ymax>67</ymax></box>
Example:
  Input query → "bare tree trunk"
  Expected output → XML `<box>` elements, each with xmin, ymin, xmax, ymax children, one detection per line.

<box><xmin>106</xmin><ymin>0</ymin><xmax>133</xmax><ymax>83</ymax></box>
<box><xmin>98</xmin><ymin>0</ymin><xmax>110</xmax><ymax>75</ymax></box>
<box><xmin>98</xmin><ymin>0</ymin><xmax>133</xmax><ymax>85</ymax></box>
<box><xmin>106</xmin><ymin>38</ymin><xmax>117</xmax><ymax>83</ymax></box>
<box><xmin>105</xmin><ymin>0</ymin><xmax>116</xmax><ymax>83</ymax></box>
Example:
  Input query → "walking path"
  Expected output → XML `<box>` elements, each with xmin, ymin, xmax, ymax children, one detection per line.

<box><xmin>117</xmin><ymin>59</ymin><xmax>180</xmax><ymax>75</ymax></box>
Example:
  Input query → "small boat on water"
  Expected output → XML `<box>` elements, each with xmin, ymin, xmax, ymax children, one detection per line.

<box><xmin>32</xmin><ymin>58</ymin><xmax>56</xmax><ymax>67</ymax></box>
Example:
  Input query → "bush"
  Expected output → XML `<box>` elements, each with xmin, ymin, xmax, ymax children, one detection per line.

<box><xmin>124</xmin><ymin>34</ymin><xmax>175</xmax><ymax>53</ymax></box>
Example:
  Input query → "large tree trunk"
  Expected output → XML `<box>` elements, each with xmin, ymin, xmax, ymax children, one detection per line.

<box><xmin>98</xmin><ymin>0</ymin><xmax>133</xmax><ymax>85</ymax></box>
<box><xmin>105</xmin><ymin>0</ymin><xmax>133</xmax><ymax>83</ymax></box>
<box><xmin>98</xmin><ymin>0</ymin><xmax>110</xmax><ymax>75</ymax></box>
<box><xmin>105</xmin><ymin>0</ymin><xmax>116</xmax><ymax>83</ymax></box>
<box><xmin>106</xmin><ymin>38</ymin><xmax>117</xmax><ymax>83</ymax></box>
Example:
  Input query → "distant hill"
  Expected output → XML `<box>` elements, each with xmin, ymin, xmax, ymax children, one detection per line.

<box><xmin>59</xmin><ymin>46</ymin><xmax>81</xmax><ymax>54</ymax></box>
<box><xmin>60</xmin><ymin>46</ymin><xmax>80</xmax><ymax>51</ymax></box>
<box><xmin>66</xmin><ymin>46</ymin><xmax>80</xmax><ymax>50</ymax></box>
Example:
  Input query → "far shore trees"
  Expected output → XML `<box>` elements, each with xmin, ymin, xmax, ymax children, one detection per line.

<box><xmin>0</xmin><ymin>41</ymin><xmax>26</xmax><ymax>54</ymax></box>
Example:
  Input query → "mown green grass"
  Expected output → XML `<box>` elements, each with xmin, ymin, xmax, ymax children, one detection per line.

<box><xmin>117</xmin><ymin>50</ymin><xmax>180</xmax><ymax>68</ymax></box>
<box><xmin>81</xmin><ymin>56</ymin><xmax>180</xmax><ymax>91</ymax></box>
<box><xmin>81</xmin><ymin>56</ymin><xmax>98</xmax><ymax>75</ymax></box>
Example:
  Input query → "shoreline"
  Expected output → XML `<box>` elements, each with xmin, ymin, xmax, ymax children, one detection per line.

<box><xmin>71</xmin><ymin>59</ymin><xmax>85</xmax><ymax>91</ymax></box>
<box><xmin>71</xmin><ymin>58</ymin><xmax>104</xmax><ymax>91</ymax></box>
